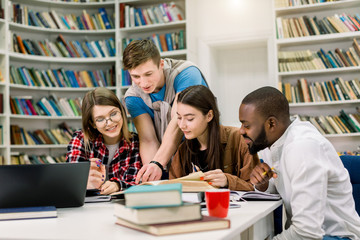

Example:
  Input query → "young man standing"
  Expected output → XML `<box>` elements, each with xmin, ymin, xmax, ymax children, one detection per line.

<box><xmin>123</xmin><ymin>39</ymin><xmax>207</xmax><ymax>183</ymax></box>
<box><xmin>238</xmin><ymin>86</ymin><xmax>360</xmax><ymax>240</ymax></box>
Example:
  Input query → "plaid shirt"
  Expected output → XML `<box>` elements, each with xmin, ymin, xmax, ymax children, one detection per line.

<box><xmin>66</xmin><ymin>130</ymin><xmax>142</xmax><ymax>190</ymax></box>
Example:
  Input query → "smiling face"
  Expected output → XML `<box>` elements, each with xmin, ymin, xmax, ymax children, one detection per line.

<box><xmin>92</xmin><ymin>105</ymin><xmax>123</xmax><ymax>145</ymax></box>
<box><xmin>177</xmin><ymin>102</ymin><xmax>213</xmax><ymax>143</ymax></box>
<box><xmin>128</xmin><ymin>59</ymin><xmax>165</xmax><ymax>94</ymax></box>
<box><xmin>239</xmin><ymin>103</ymin><xmax>270</xmax><ymax>155</ymax></box>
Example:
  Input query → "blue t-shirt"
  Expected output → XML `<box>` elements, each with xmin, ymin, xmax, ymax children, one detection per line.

<box><xmin>125</xmin><ymin>66</ymin><xmax>207</xmax><ymax>119</ymax></box>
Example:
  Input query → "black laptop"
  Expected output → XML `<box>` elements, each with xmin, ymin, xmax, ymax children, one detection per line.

<box><xmin>0</xmin><ymin>162</ymin><xmax>90</xmax><ymax>208</ymax></box>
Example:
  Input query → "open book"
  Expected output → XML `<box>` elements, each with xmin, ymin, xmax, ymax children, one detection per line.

<box><xmin>110</xmin><ymin>172</ymin><xmax>216</xmax><ymax>197</ymax></box>
<box><xmin>230</xmin><ymin>191</ymin><xmax>281</xmax><ymax>201</ymax></box>
<box><xmin>140</xmin><ymin>172</ymin><xmax>216</xmax><ymax>192</ymax></box>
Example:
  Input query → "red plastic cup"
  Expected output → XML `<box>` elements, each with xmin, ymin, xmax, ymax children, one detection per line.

<box><xmin>205</xmin><ymin>189</ymin><xmax>230</xmax><ymax>218</ymax></box>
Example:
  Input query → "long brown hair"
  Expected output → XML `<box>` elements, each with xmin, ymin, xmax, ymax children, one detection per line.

<box><xmin>176</xmin><ymin>85</ymin><xmax>222</xmax><ymax>176</ymax></box>
<box><xmin>82</xmin><ymin>87</ymin><xmax>131</xmax><ymax>151</ymax></box>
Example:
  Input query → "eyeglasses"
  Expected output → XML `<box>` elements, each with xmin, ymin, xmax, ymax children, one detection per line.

<box><xmin>94</xmin><ymin>111</ymin><xmax>122</xmax><ymax>128</ymax></box>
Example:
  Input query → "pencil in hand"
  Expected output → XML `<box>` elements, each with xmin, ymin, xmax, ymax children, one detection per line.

<box><xmin>262</xmin><ymin>167</ymin><xmax>277</xmax><ymax>179</ymax></box>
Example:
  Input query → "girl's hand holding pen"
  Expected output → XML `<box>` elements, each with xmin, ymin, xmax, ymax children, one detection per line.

<box><xmin>250</xmin><ymin>163</ymin><xmax>277</xmax><ymax>192</ymax></box>
<box><xmin>203</xmin><ymin>169</ymin><xmax>228</xmax><ymax>188</ymax></box>
<box><xmin>87</xmin><ymin>158</ymin><xmax>106</xmax><ymax>189</ymax></box>
<box><xmin>192</xmin><ymin>163</ymin><xmax>200</xmax><ymax>173</ymax></box>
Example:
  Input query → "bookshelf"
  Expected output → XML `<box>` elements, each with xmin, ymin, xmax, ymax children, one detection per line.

<box><xmin>273</xmin><ymin>0</ymin><xmax>360</xmax><ymax>152</ymax></box>
<box><xmin>117</xmin><ymin>0</ymin><xmax>187</xmax><ymax>98</ymax></box>
<box><xmin>0</xmin><ymin>0</ymin><xmax>188</xmax><ymax>164</ymax></box>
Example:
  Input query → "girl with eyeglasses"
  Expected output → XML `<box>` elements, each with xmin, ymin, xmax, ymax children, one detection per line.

<box><xmin>169</xmin><ymin>85</ymin><xmax>259</xmax><ymax>190</ymax></box>
<box><xmin>66</xmin><ymin>87</ymin><xmax>142</xmax><ymax>195</ymax></box>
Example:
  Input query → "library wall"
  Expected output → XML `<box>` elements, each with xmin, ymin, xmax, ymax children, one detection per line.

<box><xmin>187</xmin><ymin>0</ymin><xmax>274</xmax><ymax>125</ymax></box>
<box><xmin>213</xmin><ymin>42</ymin><xmax>269</xmax><ymax>126</ymax></box>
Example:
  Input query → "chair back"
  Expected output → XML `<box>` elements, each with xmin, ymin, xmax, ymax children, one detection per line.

<box><xmin>340</xmin><ymin>155</ymin><xmax>360</xmax><ymax>214</ymax></box>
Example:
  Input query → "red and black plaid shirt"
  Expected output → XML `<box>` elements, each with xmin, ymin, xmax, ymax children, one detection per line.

<box><xmin>66</xmin><ymin>130</ymin><xmax>142</xmax><ymax>190</ymax></box>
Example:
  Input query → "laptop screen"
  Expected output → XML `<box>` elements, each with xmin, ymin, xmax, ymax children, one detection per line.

<box><xmin>0</xmin><ymin>162</ymin><xmax>90</xmax><ymax>208</ymax></box>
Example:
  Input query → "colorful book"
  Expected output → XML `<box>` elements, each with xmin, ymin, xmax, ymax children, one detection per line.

<box><xmin>114</xmin><ymin>200</ymin><xmax>201</xmax><ymax>225</ymax></box>
<box><xmin>140</xmin><ymin>171</ymin><xmax>216</xmax><ymax>192</ymax></box>
<box><xmin>115</xmin><ymin>215</ymin><xmax>230</xmax><ymax>236</ymax></box>
<box><xmin>0</xmin><ymin>206</ymin><xmax>57</xmax><ymax>221</ymax></box>
<box><xmin>124</xmin><ymin>183</ymin><xmax>182</xmax><ymax>209</ymax></box>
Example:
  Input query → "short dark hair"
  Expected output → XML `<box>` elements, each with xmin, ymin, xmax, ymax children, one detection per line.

<box><xmin>122</xmin><ymin>39</ymin><xmax>161</xmax><ymax>70</ymax></box>
<box><xmin>242</xmin><ymin>86</ymin><xmax>290</xmax><ymax>121</ymax></box>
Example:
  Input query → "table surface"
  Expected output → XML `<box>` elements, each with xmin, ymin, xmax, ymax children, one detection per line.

<box><xmin>0</xmin><ymin>200</ymin><xmax>282</xmax><ymax>240</ymax></box>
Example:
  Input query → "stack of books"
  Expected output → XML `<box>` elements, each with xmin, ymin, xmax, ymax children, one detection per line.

<box><xmin>114</xmin><ymin>183</ymin><xmax>230</xmax><ymax>236</ymax></box>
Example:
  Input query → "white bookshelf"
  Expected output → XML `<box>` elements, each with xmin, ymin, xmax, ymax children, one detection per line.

<box><xmin>275</xmin><ymin>0</ymin><xmax>360</xmax><ymax>15</ymax></box>
<box><xmin>0</xmin><ymin>0</ymin><xmax>188</xmax><ymax>164</ymax></box>
<box><xmin>9</xmin><ymin>84</ymin><xmax>117</xmax><ymax>91</ymax></box>
<box><xmin>2</xmin><ymin>0</ymin><xmax>117</xmax><ymax>163</ymax></box>
<box><xmin>117</xmin><ymin>0</ymin><xmax>187</xmax><ymax>99</ymax></box>
<box><xmin>9</xmin><ymin>22</ymin><xmax>117</xmax><ymax>34</ymax></box>
<box><xmin>272</xmin><ymin>0</ymin><xmax>360</xmax><ymax>152</ymax></box>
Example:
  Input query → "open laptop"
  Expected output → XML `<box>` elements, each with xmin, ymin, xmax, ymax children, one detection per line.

<box><xmin>0</xmin><ymin>162</ymin><xmax>90</xmax><ymax>208</ymax></box>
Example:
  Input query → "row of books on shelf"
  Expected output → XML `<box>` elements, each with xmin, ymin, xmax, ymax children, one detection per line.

<box><xmin>12</xmin><ymin>4</ymin><xmax>114</xmax><ymax>30</ymax></box>
<box><xmin>275</xmin><ymin>0</ymin><xmax>340</xmax><ymax>8</ymax></box>
<box><xmin>122</xmin><ymin>30</ymin><xmax>185</xmax><ymax>53</ymax></box>
<box><xmin>279</xmin><ymin>77</ymin><xmax>360</xmax><ymax>103</ymax></box>
<box><xmin>119</xmin><ymin>2</ymin><xmax>184</xmax><ymax>28</ymax></box>
<box><xmin>276</xmin><ymin>13</ymin><xmax>360</xmax><ymax>39</ymax></box>
<box><xmin>10</xmin><ymin>65</ymin><xmax>115</xmax><ymax>88</ymax></box>
<box><xmin>10</xmin><ymin>122</ymin><xmax>74</xmax><ymax>145</ymax></box>
<box><xmin>10</xmin><ymin>95</ymin><xmax>82</xmax><ymax>117</ymax></box>
<box><xmin>10</xmin><ymin>153</ymin><xmax>66</xmax><ymax>165</ymax></box>
<box><xmin>13</xmin><ymin>33</ymin><xmax>116</xmax><ymax>58</ymax></box>
<box><xmin>297</xmin><ymin>109</ymin><xmax>360</xmax><ymax>135</ymax></box>
<box><xmin>121</xmin><ymin>69</ymin><xmax>131</xmax><ymax>86</ymax></box>
<box><xmin>278</xmin><ymin>38</ymin><xmax>360</xmax><ymax>72</ymax></box>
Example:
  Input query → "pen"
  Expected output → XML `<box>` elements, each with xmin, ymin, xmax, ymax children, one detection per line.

<box><xmin>192</xmin><ymin>163</ymin><xmax>198</xmax><ymax>172</ymax></box>
<box><xmin>262</xmin><ymin>167</ymin><xmax>275</xmax><ymax>176</ymax></box>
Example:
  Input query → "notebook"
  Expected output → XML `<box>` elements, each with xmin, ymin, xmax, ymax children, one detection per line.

<box><xmin>0</xmin><ymin>162</ymin><xmax>90</xmax><ymax>208</ymax></box>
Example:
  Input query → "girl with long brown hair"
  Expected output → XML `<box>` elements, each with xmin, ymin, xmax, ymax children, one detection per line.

<box><xmin>170</xmin><ymin>85</ymin><xmax>259</xmax><ymax>190</ymax></box>
<box><xmin>66</xmin><ymin>87</ymin><xmax>142</xmax><ymax>194</ymax></box>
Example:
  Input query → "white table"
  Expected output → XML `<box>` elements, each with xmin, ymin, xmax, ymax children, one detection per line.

<box><xmin>0</xmin><ymin>200</ymin><xmax>282</xmax><ymax>240</ymax></box>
